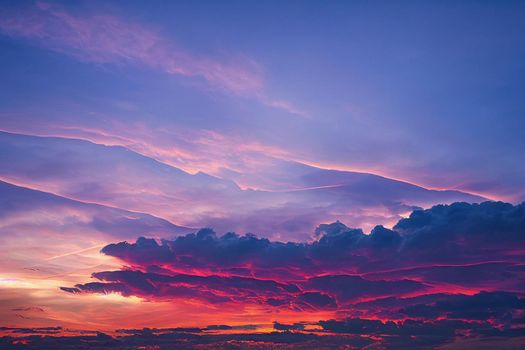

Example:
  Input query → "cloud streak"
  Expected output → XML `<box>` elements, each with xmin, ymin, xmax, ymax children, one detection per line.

<box><xmin>0</xmin><ymin>131</ymin><xmax>486</xmax><ymax>238</ymax></box>
<box><xmin>0</xmin><ymin>1</ymin><xmax>304</xmax><ymax>115</ymax></box>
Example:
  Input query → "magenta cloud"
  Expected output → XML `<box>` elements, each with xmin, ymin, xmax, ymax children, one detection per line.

<box><xmin>63</xmin><ymin>202</ymin><xmax>525</xmax><ymax>327</ymax></box>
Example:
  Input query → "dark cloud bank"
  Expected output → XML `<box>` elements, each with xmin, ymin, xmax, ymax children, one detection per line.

<box><xmin>5</xmin><ymin>202</ymin><xmax>525</xmax><ymax>349</ymax></box>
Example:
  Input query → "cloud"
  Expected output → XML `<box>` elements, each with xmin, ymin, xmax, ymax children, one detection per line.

<box><xmin>0</xmin><ymin>180</ymin><xmax>191</xmax><ymax>239</ymax></box>
<box><xmin>0</xmin><ymin>326</ymin><xmax>62</xmax><ymax>335</ymax></box>
<box><xmin>398</xmin><ymin>291</ymin><xmax>525</xmax><ymax>321</ymax></box>
<box><xmin>0</xmin><ymin>1</ymin><xmax>305</xmax><ymax>115</ymax></box>
<box><xmin>365</xmin><ymin>262</ymin><xmax>525</xmax><ymax>292</ymax></box>
<box><xmin>273</xmin><ymin>322</ymin><xmax>305</xmax><ymax>331</ymax></box>
<box><xmin>62</xmin><ymin>269</ymin><xmax>304</xmax><ymax>307</ymax></box>
<box><xmin>2</xmin><ymin>316</ymin><xmax>525</xmax><ymax>350</ymax></box>
<box><xmin>295</xmin><ymin>292</ymin><xmax>337</xmax><ymax>309</ymax></box>
<box><xmin>305</xmin><ymin>275</ymin><xmax>426</xmax><ymax>303</ymax></box>
<box><xmin>0</xmin><ymin>131</ymin><xmax>487</xmax><ymax>238</ymax></box>
<box><xmin>0</xmin><ymin>328</ymin><xmax>371</xmax><ymax>349</ymax></box>
<box><xmin>352</xmin><ymin>291</ymin><xmax>525</xmax><ymax>329</ymax></box>
<box><xmin>96</xmin><ymin>202</ymin><xmax>525</xmax><ymax>277</ymax></box>
<box><xmin>62</xmin><ymin>201</ymin><xmax>525</xmax><ymax>334</ymax></box>
<box><xmin>0</xmin><ymin>2</ymin><xmax>261</xmax><ymax>95</ymax></box>
<box><xmin>319</xmin><ymin>318</ymin><xmax>481</xmax><ymax>349</ymax></box>
<box><xmin>395</xmin><ymin>201</ymin><xmax>525</xmax><ymax>249</ymax></box>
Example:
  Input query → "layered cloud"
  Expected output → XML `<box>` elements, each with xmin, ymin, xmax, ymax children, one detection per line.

<box><xmin>62</xmin><ymin>202</ymin><xmax>525</xmax><ymax>336</ymax></box>
<box><xmin>0</xmin><ymin>180</ymin><xmax>192</xmax><ymax>239</ymax></box>
<box><xmin>2</xmin><ymin>313</ymin><xmax>525</xmax><ymax>350</ymax></box>
<box><xmin>81</xmin><ymin>201</ymin><xmax>524</xmax><ymax>276</ymax></box>
<box><xmin>1</xmin><ymin>0</ymin><xmax>524</xmax><ymax>207</ymax></box>
<box><xmin>0</xmin><ymin>2</ymin><xmax>523</xmax><ymax>348</ymax></box>
<box><xmin>0</xmin><ymin>131</ymin><xmax>486</xmax><ymax>238</ymax></box>
<box><xmin>1</xmin><ymin>184</ymin><xmax>524</xmax><ymax>347</ymax></box>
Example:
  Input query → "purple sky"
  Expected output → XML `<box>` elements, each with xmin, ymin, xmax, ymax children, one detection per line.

<box><xmin>1</xmin><ymin>0</ymin><xmax>524</xmax><ymax>203</ymax></box>
<box><xmin>0</xmin><ymin>2</ymin><xmax>524</xmax><ymax>348</ymax></box>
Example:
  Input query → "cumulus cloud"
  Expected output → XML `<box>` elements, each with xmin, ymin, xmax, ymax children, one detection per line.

<box><xmin>61</xmin><ymin>202</ymin><xmax>525</xmax><ymax>323</ymax></box>
<box><xmin>394</xmin><ymin>201</ymin><xmax>525</xmax><ymax>262</ymax></box>
<box><xmin>95</xmin><ymin>202</ymin><xmax>524</xmax><ymax>276</ymax></box>
<box><xmin>56</xmin><ymin>201</ymin><xmax>525</xmax><ymax>348</ymax></box>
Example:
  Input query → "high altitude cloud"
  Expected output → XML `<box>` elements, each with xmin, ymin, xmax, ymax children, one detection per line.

<box><xmin>1</xmin><ymin>1</ymin><xmax>256</xmax><ymax>90</ymax></box>
<box><xmin>0</xmin><ymin>1</ymin><xmax>304</xmax><ymax>115</ymax></box>
<box><xmin>0</xmin><ymin>180</ymin><xmax>191</xmax><ymax>239</ymax></box>
<box><xmin>64</xmin><ymin>202</ymin><xmax>525</xmax><ymax>328</ymax></box>
<box><xmin>0</xmin><ymin>131</ymin><xmax>486</xmax><ymax>238</ymax></box>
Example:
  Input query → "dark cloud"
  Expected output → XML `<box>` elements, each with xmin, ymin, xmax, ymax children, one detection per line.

<box><xmin>395</xmin><ymin>201</ymin><xmax>525</xmax><ymax>262</ymax></box>
<box><xmin>64</xmin><ymin>202</ymin><xmax>525</xmax><ymax>309</ymax></box>
<box><xmin>0</xmin><ymin>327</ymin><xmax>62</xmax><ymax>335</ymax></box>
<box><xmin>318</xmin><ymin>317</ymin><xmax>525</xmax><ymax>349</ymax></box>
<box><xmin>295</xmin><ymin>292</ymin><xmax>337</xmax><ymax>309</ymax></box>
<box><xmin>10</xmin><ymin>307</ymin><xmax>45</xmax><ymax>313</ymax></box>
<box><xmin>305</xmin><ymin>275</ymin><xmax>426</xmax><ymax>302</ymax></box>
<box><xmin>273</xmin><ymin>322</ymin><xmax>305</xmax><ymax>331</ymax></box>
<box><xmin>399</xmin><ymin>291</ymin><xmax>525</xmax><ymax>321</ymax></box>
<box><xmin>365</xmin><ymin>262</ymin><xmax>525</xmax><ymax>291</ymax></box>
<box><xmin>99</xmin><ymin>202</ymin><xmax>525</xmax><ymax>279</ymax></box>
<box><xmin>352</xmin><ymin>291</ymin><xmax>525</xmax><ymax>329</ymax></box>
<box><xmin>3</xmin><ymin>318</ymin><xmax>525</xmax><ymax>350</ymax></box>
<box><xmin>60</xmin><ymin>201</ymin><xmax>525</xmax><ymax>348</ymax></box>
<box><xmin>63</xmin><ymin>269</ymin><xmax>428</xmax><ymax>311</ymax></box>
<box><xmin>62</xmin><ymin>269</ymin><xmax>305</xmax><ymax>306</ymax></box>
<box><xmin>0</xmin><ymin>330</ymin><xmax>375</xmax><ymax>350</ymax></box>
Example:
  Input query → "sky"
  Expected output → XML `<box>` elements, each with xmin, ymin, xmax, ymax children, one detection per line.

<box><xmin>1</xmin><ymin>0</ymin><xmax>524</xmax><ymax>201</ymax></box>
<box><xmin>0</xmin><ymin>1</ymin><xmax>524</xmax><ymax>349</ymax></box>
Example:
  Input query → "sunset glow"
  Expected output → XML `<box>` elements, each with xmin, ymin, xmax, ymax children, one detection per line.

<box><xmin>1</xmin><ymin>1</ymin><xmax>524</xmax><ymax>349</ymax></box>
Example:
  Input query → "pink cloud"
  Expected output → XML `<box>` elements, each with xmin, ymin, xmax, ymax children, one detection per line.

<box><xmin>57</xmin><ymin>202</ymin><xmax>525</xmax><ymax>334</ymax></box>
<box><xmin>0</xmin><ymin>2</ymin><xmax>305</xmax><ymax>115</ymax></box>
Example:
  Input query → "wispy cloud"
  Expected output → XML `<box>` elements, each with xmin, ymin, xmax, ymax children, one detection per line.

<box><xmin>0</xmin><ymin>1</ymin><xmax>306</xmax><ymax>116</ymax></box>
<box><xmin>1</xmin><ymin>130</ymin><xmax>486</xmax><ymax>238</ymax></box>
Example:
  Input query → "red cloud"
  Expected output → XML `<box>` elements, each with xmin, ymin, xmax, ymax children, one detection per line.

<box><xmin>63</xmin><ymin>202</ymin><xmax>525</xmax><ymax>330</ymax></box>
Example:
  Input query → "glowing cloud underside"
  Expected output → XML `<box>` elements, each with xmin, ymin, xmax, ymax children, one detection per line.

<box><xmin>49</xmin><ymin>202</ymin><xmax>525</xmax><ymax>348</ymax></box>
<box><xmin>1</xmin><ymin>1</ymin><xmax>524</xmax><ymax>349</ymax></box>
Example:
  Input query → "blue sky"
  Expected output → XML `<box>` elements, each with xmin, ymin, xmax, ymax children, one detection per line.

<box><xmin>1</xmin><ymin>0</ymin><xmax>524</xmax><ymax>202</ymax></box>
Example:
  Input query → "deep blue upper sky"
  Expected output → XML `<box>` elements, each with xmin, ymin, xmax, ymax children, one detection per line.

<box><xmin>1</xmin><ymin>0</ymin><xmax>524</xmax><ymax>201</ymax></box>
